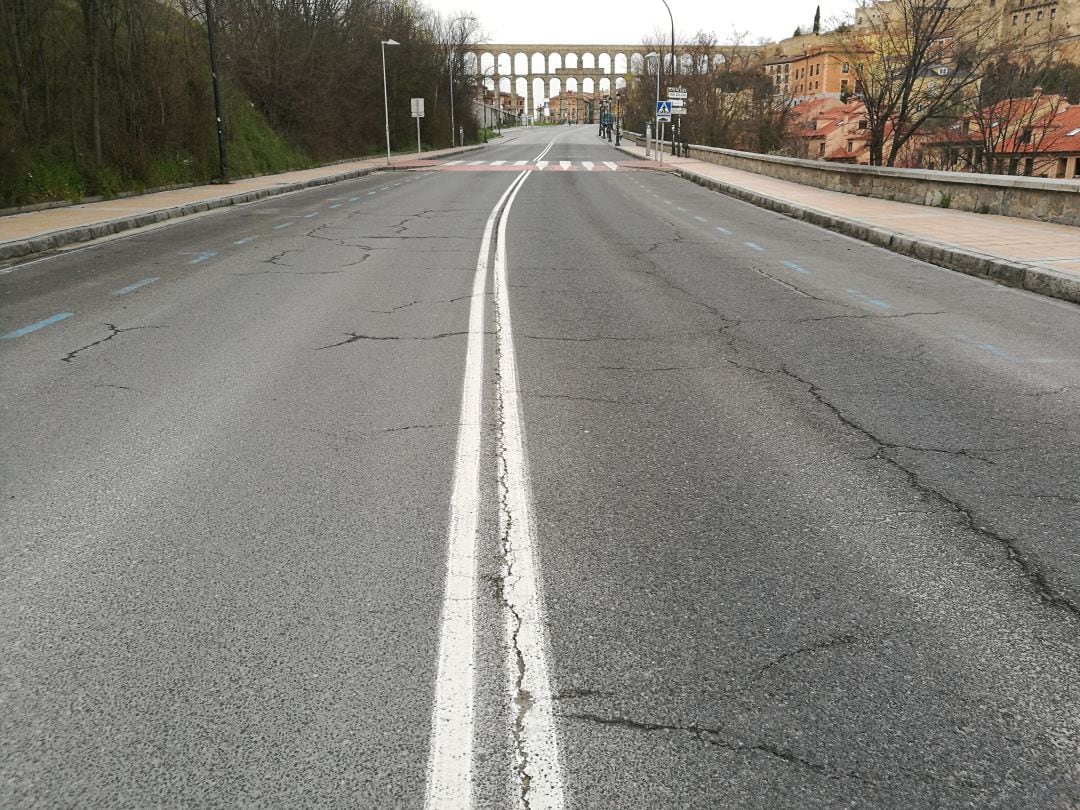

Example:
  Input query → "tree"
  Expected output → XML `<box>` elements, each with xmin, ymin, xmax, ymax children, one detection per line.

<box><xmin>837</xmin><ymin>0</ymin><xmax>998</xmax><ymax>166</ymax></box>
<box><xmin>813</xmin><ymin>5</ymin><xmax>821</xmax><ymax>34</ymax></box>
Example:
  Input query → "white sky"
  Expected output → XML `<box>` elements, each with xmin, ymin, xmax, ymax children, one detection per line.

<box><xmin>429</xmin><ymin>0</ymin><xmax>856</xmax><ymax>45</ymax></box>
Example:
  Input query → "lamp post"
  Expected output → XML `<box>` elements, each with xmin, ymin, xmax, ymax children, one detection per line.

<box><xmin>205</xmin><ymin>0</ymin><xmax>227</xmax><ymax>183</ymax></box>
<box><xmin>381</xmin><ymin>38</ymin><xmax>399</xmax><ymax>164</ymax></box>
<box><xmin>646</xmin><ymin>52</ymin><xmax>660</xmax><ymax>161</ymax></box>
<box><xmin>659</xmin><ymin>0</ymin><xmax>676</xmax><ymax>155</ymax></box>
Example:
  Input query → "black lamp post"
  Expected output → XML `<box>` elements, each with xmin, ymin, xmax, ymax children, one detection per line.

<box><xmin>205</xmin><ymin>0</ymin><xmax>227</xmax><ymax>183</ymax></box>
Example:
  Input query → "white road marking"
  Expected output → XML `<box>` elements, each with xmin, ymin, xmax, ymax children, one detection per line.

<box><xmin>424</xmin><ymin>170</ymin><xmax>532</xmax><ymax>809</ymax></box>
<box><xmin>694</xmin><ymin>216</ymin><xmax>707</xmax><ymax>222</ymax></box>
<box><xmin>582</xmin><ymin>162</ymin><xmax>595</xmax><ymax>171</ymax></box>
<box><xmin>603</xmin><ymin>161</ymin><xmax>618</xmax><ymax>171</ymax></box>
<box><xmin>745</xmin><ymin>242</ymin><xmax>765</xmax><ymax>251</ymax></box>
<box><xmin>514</xmin><ymin>160</ymin><xmax>529</xmax><ymax>166</ymax></box>
<box><xmin>491</xmin><ymin>160</ymin><xmax>507</xmax><ymax>166</ymax></box>
<box><xmin>445</xmin><ymin>160</ymin><xmax>464</xmax><ymax>165</ymax></box>
<box><xmin>467</xmin><ymin>160</ymin><xmax>485</xmax><ymax>166</ymax></box>
<box><xmin>493</xmin><ymin>176</ymin><xmax>565</xmax><ymax>810</ymax></box>
<box><xmin>559</xmin><ymin>161</ymin><xmax>571</xmax><ymax>171</ymax></box>
<box><xmin>536</xmin><ymin>161</ymin><xmax>549</xmax><ymax>171</ymax></box>
<box><xmin>716</xmin><ymin>226</ymin><xmax>731</xmax><ymax>234</ymax></box>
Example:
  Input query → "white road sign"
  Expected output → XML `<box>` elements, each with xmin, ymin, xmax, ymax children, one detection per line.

<box><xmin>411</xmin><ymin>98</ymin><xmax>425</xmax><ymax>118</ymax></box>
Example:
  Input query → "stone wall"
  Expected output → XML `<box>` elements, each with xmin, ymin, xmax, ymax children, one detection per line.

<box><xmin>623</xmin><ymin>132</ymin><xmax>1080</xmax><ymax>227</ymax></box>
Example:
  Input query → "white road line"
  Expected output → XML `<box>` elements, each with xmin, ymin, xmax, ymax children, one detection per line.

<box><xmin>491</xmin><ymin>160</ymin><xmax>507</xmax><ymax>166</ymax></box>
<box><xmin>603</xmin><ymin>161</ymin><xmax>618</xmax><ymax>171</ymax></box>
<box><xmin>467</xmin><ymin>160</ymin><xmax>485</xmax><ymax>166</ymax></box>
<box><xmin>559</xmin><ymin>160</ymin><xmax>572</xmax><ymax>171</ymax></box>
<box><xmin>425</xmin><ymin>171</ymin><xmax>531</xmax><ymax>809</ymax></box>
<box><xmin>745</xmin><ymin>241</ymin><xmax>765</xmax><ymax>251</ymax></box>
<box><xmin>582</xmin><ymin>162</ymin><xmax>595</xmax><ymax>171</ymax></box>
<box><xmin>536</xmin><ymin>161</ymin><xmax>549</xmax><ymax>171</ymax></box>
<box><xmin>514</xmin><ymin>160</ymin><xmax>529</xmax><ymax>166</ymax></box>
<box><xmin>445</xmin><ymin>160</ymin><xmax>464</xmax><ymax>165</ymax></box>
<box><xmin>493</xmin><ymin>175</ymin><xmax>565</xmax><ymax>810</ymax></box>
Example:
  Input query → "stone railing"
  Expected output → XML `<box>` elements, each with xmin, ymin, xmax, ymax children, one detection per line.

<box><xmin>622</xmin><ymin>132</ymin><xmax>1080</xmax><ymax>227</ymax></box>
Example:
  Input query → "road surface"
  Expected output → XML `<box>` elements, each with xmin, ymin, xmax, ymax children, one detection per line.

<box><xmin>3</xmin><ymin>126</ymin><xmax>1079</xmax><ymax>807</ymax></box>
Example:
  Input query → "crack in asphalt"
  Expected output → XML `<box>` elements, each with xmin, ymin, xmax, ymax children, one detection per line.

<box><xmin>777</xmin><ymin>365</ymin><xmax>1080</xmax><ymax>620</ymax></box>
<box><xmin>316</xmin><ymin>331</ymin><xmax>476</xmax><ymax>350</ymax></box>
<box><xmin>493</xmin><ymin>285</ymin><xmax>535</xmax><ymax>810</ymax></box>
<box><xmin>562</xmin><ymin>712</ymin><xmax>875</xmax><ymax>785</ymax></box>
<box><xmin>529</xmin><ymin>393</ymin><xmax>641</xmax><ymax>405</ymax></box>
<box><xmin>61</xmin><ymin>324</ymin><xmax>164</xmax><ymax>363</ymax></box>
<box><xmin>751</xmin><ymin>632</ymin><xmax>882</xmax><ymax>682</ymax></box>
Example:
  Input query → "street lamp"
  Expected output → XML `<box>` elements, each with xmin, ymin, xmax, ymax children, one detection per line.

<box><xmin>659</xmin><ymin>0</ymin><xmax>676</xmax><ymax>155</ymax></box>
<box><xmin>381</xmin><ymin>38</ymin><xmax>399</xmax><ymax>165</ymax></box>
<box><xmin>646</xmin><ymin>51</ymin><xmax>660</xmax><ymax>161</ymax></box>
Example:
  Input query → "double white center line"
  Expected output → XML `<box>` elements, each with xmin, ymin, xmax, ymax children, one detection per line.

<box><xmin>425</xmin><ymin>171</ymin><xmax>564</xmax><ymax>809</ymax></box>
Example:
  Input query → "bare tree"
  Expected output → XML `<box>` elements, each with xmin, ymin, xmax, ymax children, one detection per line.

<box><xmin>837</xmin><ymin>0</ymin><xmax>998</xmax><ymax>165</ymax></box>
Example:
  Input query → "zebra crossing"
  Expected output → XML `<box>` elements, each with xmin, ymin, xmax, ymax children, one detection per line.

<box><xmin>437</xmin><ymin>159</ymin><xmax>629</xmax><ymax>172</ymax></box>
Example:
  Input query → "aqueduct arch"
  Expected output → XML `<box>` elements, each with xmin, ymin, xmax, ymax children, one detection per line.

<box><xmin>464</xmin><ymin>42</ymin><xmax>653</xmax><ymax>122</ymax></box>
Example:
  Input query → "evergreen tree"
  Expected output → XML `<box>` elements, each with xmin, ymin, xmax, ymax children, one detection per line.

<box><xmin>813</xmin><ymin>6</ymin><xmax>821</xmax><ymax>33</ymax></box>
<box><xmin>794</xmin><ymin>26</ymin><xmax>802</xmax><ymax>36</ymax></box>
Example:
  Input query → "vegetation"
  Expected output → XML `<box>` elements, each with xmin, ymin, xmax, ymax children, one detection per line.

<box><xmin>0</xmin><ymin>0</ymin><xmax>483</xmax><ymax>207</ymax></box>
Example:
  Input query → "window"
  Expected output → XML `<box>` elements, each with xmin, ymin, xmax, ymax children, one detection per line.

<box><xmin>1019</xmin><ymin>127</ymin><xmax>1033</xmax><ymax>144</ymax></box>
<box><xmin>858</xmin><ymin>119</ymin><xmax>867</xmax><ymax>129</ymax></box>
<box><xmin>1013</xmin><ymin>14</ymin><xmax>1019</xmax><ymax>23</ymax></box>
<box><xmin>842</xmin><ymin>62</ymin><xmax>849</xmax><ymax>73</ymax></box>
<box><xmin>1025</xmin><ymin>12</ymin><xmax>1031</xmax><ymax>22</ymax></box>
<box><xmin>819</xmin><ymin>142</ymin><xmax>826</xmax><ymax>156</ymax></box>
<box><xmin>1051</xmin><ymin>7</ymin><xmax>1057</xmax><ymax>17</ymax></box>
<box><xmin>847</xmin><ymin>140</ymin><xmax>854</xmax><ymax>151</ymax></box>
<box><xmin>841</xmin><ymin>79</ymin><xmax>849</xmax><ymax>92</ymax></box>
<box><xmin>1037</xmin><ymin>10</ymin><xmax>1043</xmax><ymax>19</ymax></box>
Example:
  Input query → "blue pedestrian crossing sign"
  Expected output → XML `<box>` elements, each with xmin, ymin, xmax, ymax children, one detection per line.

<box><xmin>656</xmin><ymin>100</ymin><xmax>672</xmax><ymax>122</ymax></box>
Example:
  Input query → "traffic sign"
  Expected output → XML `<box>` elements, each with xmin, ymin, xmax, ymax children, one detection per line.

<box><xmin>667</xmin><ymin>87</ymin><xmax>687</xmax><ymax>100</ymax></box>
<box><xmin>656</xmin><ymin>100</ymin><xmax>672</xmax><ymax>122</ymax></box>
<box><xmin>669</xmin><ymin>99</ymin><xmax>685</xmax><ymax>108</ymax></box>
<box><xmin>411</xmin><ymin>98</ymin><xmax>425</xmax><ymax>118</ymax></box>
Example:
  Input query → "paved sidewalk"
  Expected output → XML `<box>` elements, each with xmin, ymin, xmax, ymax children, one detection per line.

<box><xmin>0</xmin><ymin>142</ymin><xmax>493</xmax><ymax>262</ymax></box>
<box><xmin>618</xmin><ymin>139</ymin><xmax>1080</xmax><ymax>305</ymax></box>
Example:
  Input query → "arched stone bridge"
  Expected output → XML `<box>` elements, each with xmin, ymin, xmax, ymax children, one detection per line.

<box><xmin>465</xmin><ymin>43</ymin><xmax>656</xmax><ymax>121</ymax></box>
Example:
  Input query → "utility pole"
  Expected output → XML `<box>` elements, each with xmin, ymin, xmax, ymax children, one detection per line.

<box><xmin>205</xmin><ymin>0</ymin><xmax>227</xmax><ymax>183</ymax></box>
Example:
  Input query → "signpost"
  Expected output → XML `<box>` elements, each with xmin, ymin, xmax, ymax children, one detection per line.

<box><xmin>411</xmin><ymin>98</ymin><xmax>425</xmax><ymax>158</ymax></box>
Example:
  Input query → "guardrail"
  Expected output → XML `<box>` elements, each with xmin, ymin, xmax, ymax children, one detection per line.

<box><xmin>623</xmin><ymin>132</ymin><xmax>1080</xmax><ymax>227</ymax></box>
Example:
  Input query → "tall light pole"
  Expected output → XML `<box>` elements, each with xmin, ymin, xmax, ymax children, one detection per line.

<box><xmin>646</xmin><ymin>52</ymin><xmax>660</xmax><ymax>161</ymax></box>
<box><xmin>381</xmin><ymin>38</ymin><xmax>399</xmax><ymax>165</ymax></box>
<box><xmin>205</xmin><ymin>0</ymin><xmax>227</xmax><ymax>183</ymax></box>
<box><xmin>659</xmin><ymin>0</ymin><xmax>676</xmax><ymax>155</ymax></box>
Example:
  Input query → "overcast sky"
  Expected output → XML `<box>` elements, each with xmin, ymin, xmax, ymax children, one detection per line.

<box><xmin>428</xmin><ymin>0</ymin><xmax>856</xmax><ymax>45</ymax></box>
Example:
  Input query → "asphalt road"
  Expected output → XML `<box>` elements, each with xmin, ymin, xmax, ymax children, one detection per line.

<box><xmin>2</xmin><ymin>126</ymin><xmax>1079</xmax><ymax>808</ymax></box>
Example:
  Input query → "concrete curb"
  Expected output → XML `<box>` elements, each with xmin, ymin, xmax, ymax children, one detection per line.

<box><xmin>0</xmin><ymin>144</ymin><xmax>486</xmax><ymax>263</ymax></box>
<box><xmin>612</xmin><ymin>140</ymin><xmax>1080</xmax><ymax>308</ymax></box>
<box><xmin>673</xmin><ymin>166</ymin><xmax>1080</xmax><ymax>307</ymax></box>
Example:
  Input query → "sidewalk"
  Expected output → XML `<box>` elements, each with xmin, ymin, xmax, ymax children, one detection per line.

<box><xmin>0</xmin><ymin>142</ymin><xmax>489</xmax><ymax>262</ymax></box>
<box><xmin>617</xmin><ymin>139</ymin><xmax>1080</xmax><ymax>306</ymax></box>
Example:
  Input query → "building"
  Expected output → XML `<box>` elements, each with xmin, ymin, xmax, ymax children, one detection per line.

<box><xmin>764</xmin><ymin>34</ymin><xmax>854</xmax><ymax>102</ymax></box>
<box><xmin>784</xmin><ymin>96</ymin><xmax>874</xmax><ymax>161</ymax></box>
<box><xmin>926</xmin><ymin>94</ymin><xmax>1080</xmax><ymax>175</ymax></box>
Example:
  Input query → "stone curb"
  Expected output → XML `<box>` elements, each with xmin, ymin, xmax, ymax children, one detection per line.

<box><xmin>612</xmin><ymin>142</ymin><xmax>1080</xmax><ymax>308</ymax></box>
<box><xmin>0</xmin><ymin>144</ymin><xmax>486</xmax><ymax>263</ymax></box>
<box><xmin>673</xmin><ymin>166</ymin><xmax>1080</xmax><ymax>307</ymax></box>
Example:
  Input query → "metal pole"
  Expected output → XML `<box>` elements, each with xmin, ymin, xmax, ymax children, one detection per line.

<box><xmin>381</xmin><ymin>40</ymin><xmax>395</xmax><ymax>165</ymax></box>
<box><xmin>660</xmin><ymin>0</ymin><xmax>675</xmax><ymax>156</ymax></box>
<box><xmin>417</xmin><ymin>114</ymin><xmax>421</xmax><ymax>158</ymax></box>
<box><xmin>205</xmin><ymin>0</ymin><xmax>227</xmax><ymax>183</ymax></box>
<box><xmin>449</xmin><ymin>56</ymin><xmax>455</xmax><ymax>147</ymax></box>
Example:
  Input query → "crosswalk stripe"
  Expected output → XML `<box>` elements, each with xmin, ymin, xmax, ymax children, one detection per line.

<box><xmin>445</xmin><ymin>160</ymin><xmax>464</xmax><ymax>165</ymax></box>
<box><xmin>466</xmin><ymin>160</ymin><xmax>485</xmax><ymax>166</ymax></box>
<box><xmin>491</xmin><ymin>160</ymin><xmax>507</xmax><ymax>166</ymax></box>
<box><xmin>536</xmin><ymin>161</ymin><xmax>549</xmax><ymax>171</ymax></box>
<box><xmin>603</xmin><ymin>161</ymin><xmax>618</xmax><ymax>171</ymax></box>
<box><xmin>559</xmin><ymin>161</ymin><xmax>571</xmax><ymax>171</ymax></box>
<box><xmin>514</xmin><ymin>160</ymin><xmax>528</xmax><ymax>166</ymax></box>
<box><xmin>582</xmin><ymin>162</ymin><xmax>594</xmax><ymax>171</ymax></box>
